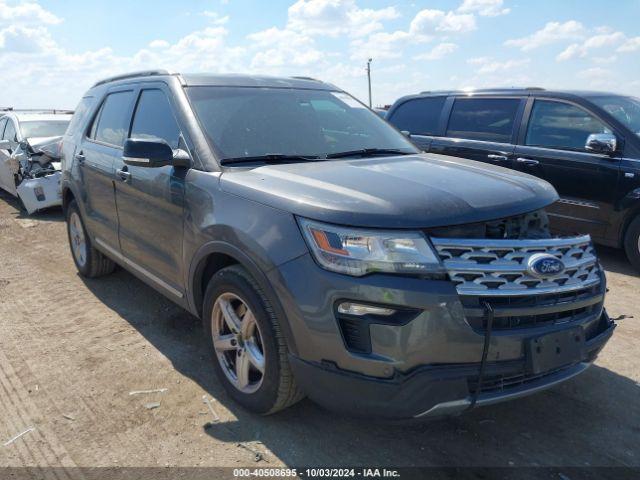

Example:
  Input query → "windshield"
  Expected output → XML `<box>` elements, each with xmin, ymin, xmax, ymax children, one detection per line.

<box><xmin>21</xmin><ymin>120</ymin><xmax>69</xmax><ymax>139</ymax></box>
<box><xmin>590</xmin><ymin>95</ymin><xmax>640</xmax><ymax>137</ymax></box>
<box><xmin>186</xmin><ymin>86</ymin><xmax>418</xmax><ymax>162</ymax></box>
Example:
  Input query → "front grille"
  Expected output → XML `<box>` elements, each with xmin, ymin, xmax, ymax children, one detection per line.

<box><xmin>431</xmin><ymin>235</ymin><xmax>601</xmax><ymax>296</ymax></box>
<box><xmin>468</xmin><ymin>364</ymin><xmax>576</xmax><ymax>394</ymax></box>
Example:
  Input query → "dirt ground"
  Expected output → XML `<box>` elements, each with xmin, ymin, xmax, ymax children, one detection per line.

<box><xmin>0</xmin><ymin>189</ymin><xmax>638</xmax><ymax>474</ymax></box>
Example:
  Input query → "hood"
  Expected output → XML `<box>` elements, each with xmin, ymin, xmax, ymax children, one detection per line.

<box><xmin>220</xmin><ymin>153</ymin><xmax>559</xmax><ymax>229</ymax></box>
<box><xmin>25</xmin><ymin>136</ymin><xmax>62</xmax><ymax>149</ymax></box>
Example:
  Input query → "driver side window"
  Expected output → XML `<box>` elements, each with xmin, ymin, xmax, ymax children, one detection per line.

<box><xmin>526</xmin><ymin>100</ymin><xmax>611</xmax><ymax>151</ymax></box>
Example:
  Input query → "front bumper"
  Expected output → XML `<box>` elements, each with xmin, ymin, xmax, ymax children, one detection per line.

<box><xmin>16</xmin><ymin>171</ymin><xmax>62</xmax><ymax>214</ymax></box>
<box><xmin>289</xmin><ymin>312</ymin><xmax>614</xmax><ymax>419</ymax></box>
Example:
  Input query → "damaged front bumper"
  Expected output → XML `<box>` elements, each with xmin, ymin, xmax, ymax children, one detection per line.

<box><xmin>17</xmin><ymin>170</ymin><xmax>62</xmax><ymax>214</ymax></box>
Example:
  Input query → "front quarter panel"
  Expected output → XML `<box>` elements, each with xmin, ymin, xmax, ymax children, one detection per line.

<box><xmin>183</xmin><ymin>169</ymin><xmax>309</xmax><ymax>315</ymax></box>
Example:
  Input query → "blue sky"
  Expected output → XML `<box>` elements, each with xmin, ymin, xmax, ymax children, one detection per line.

<box><xmin>1</xmin><ymin>0</ymin><xmax>639</xmax><ymax>109</ymax></box>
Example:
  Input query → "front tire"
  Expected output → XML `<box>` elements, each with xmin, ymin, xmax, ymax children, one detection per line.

<box><xmin>203</xmin><ymin>265</ymin><xmax>303</xmax><ymax>414</ymax></box>
<box><xmin>624</xmin><ymin>215</ymin><xmax>640</xmax><ymax>272</ymax></box>
<box><xmin>65</xmin><ymin>200</ymin><xmax>115</xmax><ymax>278</ymax></box>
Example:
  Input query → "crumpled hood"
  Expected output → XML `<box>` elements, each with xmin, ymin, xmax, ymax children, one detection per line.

<box><xmin>220</xmin><ymin>153</ymin><xmax>559</xmax><ymax>228</ymax></box>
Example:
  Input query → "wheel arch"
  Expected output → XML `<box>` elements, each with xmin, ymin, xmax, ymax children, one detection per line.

<box><xmin>188</xmin><ymin>241</ymin><xmax>299</xmax><ymax>356</ymax></box>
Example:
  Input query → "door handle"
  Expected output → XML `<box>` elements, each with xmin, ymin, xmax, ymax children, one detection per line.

<box><xmin>116</xmin><ymin>168</ymin><xmax>131</xmax><ymax>182</ymax></box>
<box><xmin>74</xmin><ymin>152</ymin><xmax>85</xmax><ymax>164</ymax></box>
<box><xmin>516</xmin><ymin>157</ymin><xmax>540</xmax><ymax>166</ymax></box>
<box><xmin>487</xmin><ymin>154</ymin><xmax>508</xmax><ymax>162</ymax></box>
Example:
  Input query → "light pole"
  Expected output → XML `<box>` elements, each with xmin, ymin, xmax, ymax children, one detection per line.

<box><xmin>366</xmin><ymin>58</ymin><xmax>372</xmax><ymax>108</ymax></box>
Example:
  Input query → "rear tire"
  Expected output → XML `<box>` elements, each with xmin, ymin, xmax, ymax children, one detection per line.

<box><xmin>624</xmin><ymin>215</ymin><xmax>640</xmax><ymax>272</ymax></box>
<box><xmin>65</xmin><ymin>200</ymin><xmax>115</xmax><ymax>278</ymax></box>
<box><xmin>203</xmin><ymin>265</ymin><xmax>304</xmax><ymax>414</ymax></box>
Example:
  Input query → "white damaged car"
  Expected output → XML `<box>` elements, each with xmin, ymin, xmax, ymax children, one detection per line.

<box><xmin>0</xmin><ymin>110</ymin><xmax>71</xmax><ymax>214</ymax></box>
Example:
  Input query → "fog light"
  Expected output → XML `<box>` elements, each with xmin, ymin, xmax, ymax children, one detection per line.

<box><xmin>34</xmin><ymin>186</ymin><xmax>45</xmax><ymax>201</ymax></box>
<box><xmin>337</xmin><ymin>302</ymin><xmax>395</xmax><ymax>316</ymax></box>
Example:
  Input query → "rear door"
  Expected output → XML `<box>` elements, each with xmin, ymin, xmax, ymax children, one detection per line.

<box><xmin>113</xmin><ymin>85</ymin><xmax>187</xmax><ymax>297</ymax></box>
<box><xmin>513</xmin><ymin>98</ymin><xmax>620</xmax><ymax>240</ymax></box>
<box><xmin>429</xmin><ymin>96</ymin><xmax>524</xmax><ymax>169</ymax></box>
<box><xmin>386</xmin><ymin>96</ymin><xmax>447</xmax><ymax>151</ymax></box>
<box><xmin>78</xmin><ymin>88</ymin><xmax>136</xmax><ymax>250</ymax></box>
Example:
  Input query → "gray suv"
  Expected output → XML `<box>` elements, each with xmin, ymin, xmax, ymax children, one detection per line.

<box><xmin>61</xmin><ymin>71</ymin><xmax>615</xmax><ymax>419</ymax></box>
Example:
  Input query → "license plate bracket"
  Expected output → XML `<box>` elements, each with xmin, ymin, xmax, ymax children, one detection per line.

<box><xmin>526</xmin><ymin>327</ymin><xmax>584</xmax><ymax>375</ymax></box>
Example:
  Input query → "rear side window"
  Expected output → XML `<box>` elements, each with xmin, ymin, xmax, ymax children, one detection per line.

<box><xmin>525</xmin><ymin>100</ymin><xmax>611</xmax><ymax>151</ymax></box>
<box><xmin>389</xmin><ymin>97</ymin><xmax>446</xmax><ymax>135</ymax></box>
<box><xmin>130</xmin><ymin>90</ymin><xmax>181</xmax><ymax>149</ymax></box>
<box><xmin>446</xmin><ymin>98</ymin><xmax>520</xmax><ymax>143</ymax></box>
<box><xmin>92</xmin><ymin>91</ymin><xmax>134</xmax><ymax>147</ymax></box>
<box><xmin>66</xmin><ymin>97</ymin><xmax>94</xmax><ymax>136</ymax></box>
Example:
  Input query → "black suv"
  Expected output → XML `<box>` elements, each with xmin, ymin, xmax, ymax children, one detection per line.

<box><xmin>386</xmin><ymin>89</ymin><xmax>640</xmax><ymax>270</ymax></box>
<box><xmin>60</xmin><ymin>72</ymin><xmax>614</xmax><ymax>419</ymax></box>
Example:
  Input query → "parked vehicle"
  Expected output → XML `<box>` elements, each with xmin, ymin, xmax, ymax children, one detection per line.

<box><xmin>386</xmin><ymin>89</ymin><xmax>640</xmax><ymax>271</ymax></box>
<box><xmin>0</xmin><ymin>109</ymin><xmax>72</xmax><ymax>213</ymax></box>
<box><xmin>61</xmin><ymin>72</ymin><xmax>614</xmax><ymax>419</ymax></box>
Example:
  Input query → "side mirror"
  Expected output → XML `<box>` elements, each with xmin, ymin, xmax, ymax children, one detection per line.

<box><xmin>585</xmin><ymin>133</ymin><xmax>617</xmax><ymax>155</ymax></box>
<box><xmin>0</xmin><ymin>139</ymin><xmax>10</xmax><ymax>151</ymax></box>
<box><xmin>123</xmin><ymin>138</ymin><xmax>190</xmax><ymax>168</ymax></box>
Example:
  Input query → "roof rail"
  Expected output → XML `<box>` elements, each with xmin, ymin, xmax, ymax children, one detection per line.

<box><xmin>525</xmin><ymin>86</ymin><xmax>545</xmax><ymax>91</ymax></box>
<box><xmin>290</xmin><ymin>76</ymin><xmax>322</xmax><ymax>82</ymax></box>
<box><xmin>92</xmin><ymin>69</ymin><xmax>172</xmax><ymax>87</ymax></box>
<box><xmin>1</xmin><ymin>107</ymin><xmax>74</xmax><ymax>114</ymax></box>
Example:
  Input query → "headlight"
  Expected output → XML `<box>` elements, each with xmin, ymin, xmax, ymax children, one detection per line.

<box><xmin>298</xmin><ymin>218</ymin><xmax>444</xmax><ymax>277</ymax></box>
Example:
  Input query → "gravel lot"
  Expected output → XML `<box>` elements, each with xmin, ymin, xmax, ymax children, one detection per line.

<box><xmin>0</xmin><ymin>189</ymin><xmax>638</xmax><ymax>474</ymax></box>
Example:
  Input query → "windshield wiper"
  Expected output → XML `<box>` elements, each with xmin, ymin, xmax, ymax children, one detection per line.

<box><xmin>220</xmin><ymin>154</ymin><xmax>322</xmax><ymax>166</ymax></box>
<box><xmin>325</xmin><ymin>148</ymin><xmax>413</xmax><ymax>159</ymax></box>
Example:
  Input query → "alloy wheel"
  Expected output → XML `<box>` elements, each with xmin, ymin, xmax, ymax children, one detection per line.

<box><xmin>69</xmin><ymin>212</ymin><xmax>87</xmax><ymax>268</ymax></box>
<box><xmin>211</xmin><ymin>292</ymin><xmax>266</xmax><ymax>394</ymax></box>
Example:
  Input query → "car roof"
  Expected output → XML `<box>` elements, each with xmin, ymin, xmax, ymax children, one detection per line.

<box><xmin>402</xmin><ymin>88</ymin><xmax>629</xmax><ymax>100</ymax></box>
<box><xmin>14</xmin><ymin>113</ymin><xmax>73</xmax><ymax>122</ymax></box>
<box><xmin>91</xmin><ymin>70</ymin><xmax>339</xmax><ymax>91</ymax></box>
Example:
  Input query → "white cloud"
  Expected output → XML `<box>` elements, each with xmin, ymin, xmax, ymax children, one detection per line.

<box><xmin>414</xmin><ymin>42</ymin><xmax>458</xmax><ymax>60</ymax></box>
<box><xmin>468</xmin><ymin>56</ymin><xmax>530</xmax><ymax>74</ymax></box>
<box><xmin>0</xmin><ymin>0</ymin><xmax>62</xmax><ymax>25</ymax></box>
<box><xmin>578</xmin><ymin>66</ymin><xmax>614</xmax><ymax>87</ymax></box>
<box><xmin>203</xmin><ymin>11</ymin><xmax>230</xmax><ymax>24</ymax></box>
<box><xmin>618</xmin><ymin>36</ymin><xmax>640</xmax><ymax>52</ymax></box>
<box><xmin>247</xmin><ymin>27</ymin><xmax>324</xmax><ymax>68</ymax></box>
<box><xmin>409</xmin><ymin>9</ymin><xmax>476</xmax><ymax>36</ymax></box>
<box><xmin>556</xmin><ymin>31</ymin><xmax>625</xmax><ymax>61</ymax></box>
<box><xmin>457</xmin><ymin>0</ymin><xmax>510</xmax><ymax>17</ymax></box>
<box><xmin>287</xmin><ymin>0</ymin><xmax>399</xmax><ymax>38</ymax></box>
<box><xmin>505</xmin><ymin>20</ymin><xmax>585</xmax><ymax>51</ymax></box>
<box><xmin>149</xmin><ymin>39</ymin><xmax>170</xmax><ymax>49</ymax></box>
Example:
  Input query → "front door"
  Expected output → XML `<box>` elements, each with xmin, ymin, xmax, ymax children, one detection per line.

<box><xmin>513</xmin><ymin>99</ymin><xmax>621</xmax><ymax>241</ymax></box>
<box><xmin>78</xmin><ymin>89</ymin><xmax>136</xmax><ymax>249</ymax></box>
<box><xmin>114</xmin><ymin>86</ymin><xmax>187</xmax><ymax>298</ymax></box>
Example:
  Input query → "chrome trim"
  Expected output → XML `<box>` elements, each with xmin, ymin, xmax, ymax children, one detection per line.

<box><xmin>94</xmin><ymin>238</ymin><xmax>183</xmax><ymax>298</ymax></box>
<box><xmin>558</xmin><ymin>198</ymin><xmax>600</xmax><ymax>209</ymax></box>
<box><xmin>122</xmin><ymin>156</ymin><xmax>150</xmax><ymax>164</ymax></box>
<box><xmin>431</xmin><ymin>235</ymin><xmax>601</xmax><ymax>296</ymax></box>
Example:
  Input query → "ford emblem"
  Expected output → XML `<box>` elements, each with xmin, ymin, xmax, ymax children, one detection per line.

<box><xmin>527</xmin><ymin>253</ymin><xmax>565</xmax><ymax>278</ymax></box>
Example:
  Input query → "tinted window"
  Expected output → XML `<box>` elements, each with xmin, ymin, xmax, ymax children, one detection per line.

<box><xmin>3</xmin><ymin>120</ymin><xmax>17</xmax><ymax>142</ymax></box>
<box><xmin>526</xmin><ymin>100</ymin><xmax>611</xmax><ymax>151</ymax></box>
<box><xmin>66</xmin><ymin>97</ymin><xmax>94</xmax><ymax>136</ymax></box>
<box><xmin>21</xmin><ymin>121</ymin><xmax>69</xmax><ymax>138</ymax></box>
<box><xmin>446</xmin><ymin>98</ymin><xmax>520</xmax><ymax>142</ymax></box>
<box><xmin>187</xmin><ymin>87</ymin><xmax>418</xmax><ymax>160</ymax></box>
<box><xmin>389</xmin><ymin>97</ymin><xmax>446</xmax><ymax>135</ymax></box>
<box><xmin>130</xmin><ymin>90</ymin><xmax>181</xmax><ymax>149</ymax></box>
<box><xmin>93</xmin><ymin>91</ymin><xmax>134</xmax><ymax>147</ymax></box>
<box><xmin>589</xmin><ymin>95</ymin><xmax>640</xmax><ymax>138</ymax></box>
